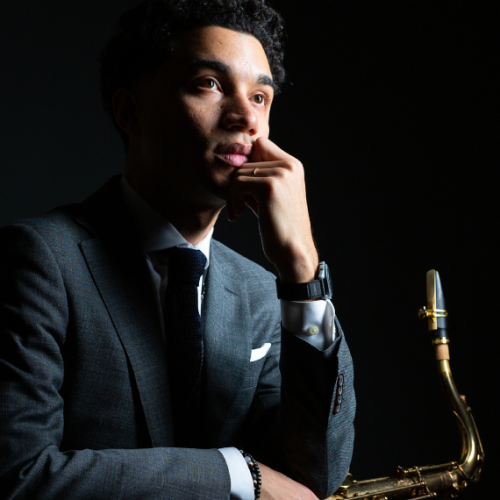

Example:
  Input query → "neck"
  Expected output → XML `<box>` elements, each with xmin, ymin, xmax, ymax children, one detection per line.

<box><xmin>124</xmin><ymin>171</ymin><xmax>223</xmax><ymax>246</ymax></box>
<box><xmin>161</xmin><ymin>206</ymin><xmax>221</xmax><ymax>246</ymax></box>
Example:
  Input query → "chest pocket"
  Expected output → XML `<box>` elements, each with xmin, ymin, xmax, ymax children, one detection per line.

<box><xmin>240</xmin><ymin>343</ymin><xmax>272</xmax><ymax>389</ymax></box>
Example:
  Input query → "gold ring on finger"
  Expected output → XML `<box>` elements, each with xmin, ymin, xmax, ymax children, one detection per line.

<box><xmin>253</xmin><ymin>167</ymin><xmax>259</xmax><ymax>176</ymax></box>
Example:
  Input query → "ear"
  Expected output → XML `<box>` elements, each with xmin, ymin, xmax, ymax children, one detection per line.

<box><xmin>112</xmin><ymin>88</ymin><xmax>141</xmax><ymax>139</ymax></box>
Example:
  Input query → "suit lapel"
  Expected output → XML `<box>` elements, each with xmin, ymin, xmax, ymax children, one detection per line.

<box><xmin>76</xmin><ymin>177</ymin><xmax>174</xmax><ymax>447</ymax></box>
<box><xmin>202</xmin><ymin>242</ymin><xmax>251</xmax><ymax>445</ymax></box>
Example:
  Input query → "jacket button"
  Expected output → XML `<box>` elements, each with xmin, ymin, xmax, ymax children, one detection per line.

<box><xmin>333</xmin><ymin>401</ymin><xmax>342</xmax><ymax>414</ymax></box>
<box><xmin>333</xmin><ymin>373</ymin><xmax>345</xmax><ymax>415</ymax></box>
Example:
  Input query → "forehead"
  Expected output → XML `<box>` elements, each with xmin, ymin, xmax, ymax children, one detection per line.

<box><xmin>170</xmin><ymin>25</ymin><xmax>272</xmax><ymax>80</ymax></box>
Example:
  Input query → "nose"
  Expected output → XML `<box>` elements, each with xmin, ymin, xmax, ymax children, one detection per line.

<box><xmin>220</xmin><ymin>92</ymin><xmax>259</xmax><ymax>136</ymax></box>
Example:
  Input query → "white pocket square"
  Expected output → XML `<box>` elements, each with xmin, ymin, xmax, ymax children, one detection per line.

<box><xmin>250</xmin><ymin>343</ymin><xmax>271</xmax><ymax>362</ymax></box>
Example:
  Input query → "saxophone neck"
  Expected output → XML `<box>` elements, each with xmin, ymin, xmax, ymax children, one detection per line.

<box><xmin>329</xmin><ymin>269</ymin><xmax>485</xmax><ymax>499</ymax></box>
<box><xmin>422</xmin><ymin>270</ymin><xmax>485</xmax><ymax>482</ymax></box>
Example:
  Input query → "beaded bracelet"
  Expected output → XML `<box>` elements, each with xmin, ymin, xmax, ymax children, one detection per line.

<box><xmin>239</xmin><ymin>450</ymin><xmax>262</xmax><ymax>499</ymax></box>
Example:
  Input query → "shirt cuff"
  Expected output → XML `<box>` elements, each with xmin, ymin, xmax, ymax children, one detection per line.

<box><xmin>218</xmin><ymin>447</ymin><xmax>255</xmax><ymax>500</ymax></box>
<box><xmin>281</xmin><ymin>299</ymin><xmax>336</xmax><ymax>350</ymax></box>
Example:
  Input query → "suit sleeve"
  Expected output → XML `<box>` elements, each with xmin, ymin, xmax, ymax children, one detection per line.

<box><xmin>242</xmin><ymin>272</ymin><xmax>355</xmax><ymax>499</ymax></box>
<box><xmin>0</xmin><ymin>223</ymin><xmax>230</xmax><ymax>500</ymax></box>
<box><xmin>279</xmin><ymin>321</ymin><xmax>355</xmax><ymax>497</ymax></box>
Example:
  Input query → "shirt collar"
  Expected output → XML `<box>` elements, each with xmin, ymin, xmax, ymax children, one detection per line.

<box><xmin>120</xmin><ymin>175</ymin><xmax>212</xmax><ymax>266</ymax></box>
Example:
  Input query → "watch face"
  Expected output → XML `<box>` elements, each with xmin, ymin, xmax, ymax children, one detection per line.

<box><xmin>322</xmin><ymin>262</ymin><xmax>332</xmax><ymax>300</ymax></box>
<box><xmin>276</xmin><ymin>262</ymin><xmax>332</xmax><ymax>301</ymax></box>
<box><xmin>326</xmin><ymin>272</ymin><xmax>332</xmax><ymax>299</ymax></box>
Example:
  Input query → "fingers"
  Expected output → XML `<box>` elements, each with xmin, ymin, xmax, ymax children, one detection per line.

<box><xmin>227</xmin><ymin>138</ymin><xmax>304</xmax><ymax>225</ymax></box>
<box><xmin>228</xmin><ymin>175</ymin><xmax>274</xmax><ymax>220</ymax></box>
<box><xmin>227</xmin><ymin>191</ymin><xmax>258</xmax><ymax>221</ymax></box>
<box><xmin>235</xmin><ymin>159</ymin><xmax>302</xmax><ymax>181</ymax></box>
<box><xmin>228</xmin><ymin>164</ymin><xmax>284</xmax><ymax>220</ymax></box>
<box><xmin>228</xmin><ymin>155</ymin><xmax>304</xmax><ymax>222</ymax></box>
<box><xmin>251</xmin><ymin>137</ymin><xmax>291</xmax><ymax>163</ymax></box>
<box><xmin>236</xmin><ymin>166</ymin><xmax>287</xmax><ymax>179</ymax></box>
<box><xmin>258</xmin><ymin>462</ymin><xmax>320</xmax><ymax>500</ymax></box>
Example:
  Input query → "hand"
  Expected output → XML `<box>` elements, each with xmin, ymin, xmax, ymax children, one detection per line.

<box><xmin>228</xmin><ymin>137</ymin><xmax>319</xmax><ymax>284</ymax></box>
<box><xmin>258</xmin><ymin>462</ymin><xmax>320</xmax><ymax>500</ymax></box>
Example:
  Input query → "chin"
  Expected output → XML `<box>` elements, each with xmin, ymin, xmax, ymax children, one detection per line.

<box><xmin>207</xmin><ymin>182</ymin><xmax>232</xmax><ymax>205</ymax></box>
<box><xmin>204</xmin><ymin>164</ymin><xmax>236</xmax><ymax>203</ymax></box>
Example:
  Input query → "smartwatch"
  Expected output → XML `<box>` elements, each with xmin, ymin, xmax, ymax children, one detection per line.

<box><xmin>276</xmin><ymin>261</ymin><xmax>332</xmax><ymax>301</ymax></box>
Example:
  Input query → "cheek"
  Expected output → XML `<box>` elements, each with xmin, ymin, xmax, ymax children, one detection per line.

<box><xmin>185</xmin><ymin>107</ymin><xmax>218</xmax><ymax>137</ymax></box>
<box><xmin>257</xmin><ymin>113</ymin><xmax>270</xmax><ymax>139</ymax></box>
<box><xmin>146</xmin><ymin>97</ymin><xmax>214</xmax><ymax>144</ymax></box>
<box><xmin>180</xmin><ymin>95</ymin><xmax>220</xmax><ymax>136</ymax></box>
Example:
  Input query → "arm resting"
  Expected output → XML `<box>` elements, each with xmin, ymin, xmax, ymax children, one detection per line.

<box><xmin>0</xmin><ymin>223</ymin><xmax>230</xmax><ymax>500</ymax></box>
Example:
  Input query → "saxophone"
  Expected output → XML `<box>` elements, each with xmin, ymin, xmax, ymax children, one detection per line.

<box><xmin>328</xmin><ymin>270</ymin><xmax>485</xmax><ymax>500</ymax></box>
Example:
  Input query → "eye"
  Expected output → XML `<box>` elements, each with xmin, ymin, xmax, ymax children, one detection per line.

<box><xmin>252</xmin><ymin>94</ymin><xmax>267</xmax><ymax>106</ymax></box>
<box><xmin>199</xmin><ymin>78</ymin><xmax>219</xmax><ymax>90</ymax></box>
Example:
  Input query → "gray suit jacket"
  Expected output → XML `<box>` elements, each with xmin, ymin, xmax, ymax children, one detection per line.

<box><xmin>0</xmin><ymin>177</ymin><xmax>355</xmax><ymax>499</ymax></box>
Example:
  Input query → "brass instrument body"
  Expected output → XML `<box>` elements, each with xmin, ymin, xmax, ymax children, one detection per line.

<box><xmin>329</xmin><ymin>271</ymin><xmax>484</xmax><ymax>500</ymax></box>
<box><xmin>332</xmin><ymin>463</ymin><xmax>468</xmax><ymax>500</ymax></box>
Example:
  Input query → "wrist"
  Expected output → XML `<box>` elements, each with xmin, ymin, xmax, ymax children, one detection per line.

<box><xmin>239</xmin><ymin>450</ymin><xmax>262</xmax><ymax>499</ymax></box>
<box><xmin>275</xmin><ymin>249</ymin><xmax>319</xmax><ymax>284</ymax></box>
<box><xmin>276</xmin><ymin>261</ymin><xmax>332</xmax><ymax>301</ymax></box>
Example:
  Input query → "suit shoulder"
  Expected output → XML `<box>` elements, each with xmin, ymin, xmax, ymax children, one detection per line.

<box><xmin>211</xmin><ymin>239</ymin><xmax>275</xmax><ymax>280</ymax></box>
<box><xmin>211</xmin><ymin>239</ymin><xmax>277</xmax><ymax>300</ymax></box>
<box><xmin>0</xmin><ymin>204</ymin><xmax>90</xmax><ymax>251</ymax></box>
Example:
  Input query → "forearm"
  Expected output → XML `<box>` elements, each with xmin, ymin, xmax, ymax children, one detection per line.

<box><xmin>279</xmin><ymin>318</ymin><xmax>355</xmax><ymax>498</ymax></box>
<box><xmin>1</xmin><ymin>446</ymin><xmax>229</xmax><ymax>500</ymax></box>
<box><xmin>0</xmin><ymin>224</ymin><xmax>231</xmax><ymax>500</ymax></box>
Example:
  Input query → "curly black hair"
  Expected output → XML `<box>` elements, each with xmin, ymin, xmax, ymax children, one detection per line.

<box><xmin>99</xmin><ymin>0</ymin><xmax>286</xmax><ymax>146</ymax></box>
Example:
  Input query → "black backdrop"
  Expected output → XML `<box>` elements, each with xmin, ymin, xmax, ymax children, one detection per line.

<box><xmin>1</xmin><ymin>1</ymin><xmax>497</xmax><ymax>497</ymax></box>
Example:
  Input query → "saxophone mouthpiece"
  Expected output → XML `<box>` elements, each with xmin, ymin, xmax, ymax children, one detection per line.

<box><xmin>418</xmin><ymin>269</ymin><xmax>448</xmax><ymax>340</ymax></box>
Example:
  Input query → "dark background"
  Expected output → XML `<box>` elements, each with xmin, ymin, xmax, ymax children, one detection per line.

<box><xmin>1</xmin><ymin>0</ymin><xmax>497</xmax><ymax>497</ymax></box>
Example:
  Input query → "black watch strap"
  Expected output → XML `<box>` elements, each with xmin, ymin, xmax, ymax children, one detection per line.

<box><xmin>276</xmin><ymin>262</ymin><xmax>332</xmax><ymax>301</ymax></box>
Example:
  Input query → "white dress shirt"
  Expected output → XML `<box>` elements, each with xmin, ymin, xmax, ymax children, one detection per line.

<box><xmin>120</xmin><ymin>176</ymin><xmax>336</xmax><ymax>500</ymax></box>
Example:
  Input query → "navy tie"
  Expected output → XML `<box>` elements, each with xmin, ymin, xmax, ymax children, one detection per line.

<box><xmin>163</xmin><ymin>246</ymin><xmax>207</xmax><ymax>447</ymax></box>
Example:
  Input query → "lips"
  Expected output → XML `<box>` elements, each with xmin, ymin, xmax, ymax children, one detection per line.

<box><xmin>214</xmin><ymin>143</ymin><xmax>253</xmax><ymax>167</ymax></box>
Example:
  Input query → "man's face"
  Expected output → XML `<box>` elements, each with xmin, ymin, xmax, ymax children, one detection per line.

<box><xmin>131</xmin><ymin>25</ymin><xmax>274</xmax><ymax>209</ymax></box>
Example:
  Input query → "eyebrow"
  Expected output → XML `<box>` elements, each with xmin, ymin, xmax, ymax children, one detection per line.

<box><xmin>185</xmin><ymin>58</ymin><xmax>276</xmax><ymax>92</ymax></box>
<box><xmin>257</xmin><ymin>74</ymin><xmax>275</xmax><ymax>89</ymax></box>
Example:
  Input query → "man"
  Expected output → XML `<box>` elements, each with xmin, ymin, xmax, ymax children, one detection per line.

<box><xmin>0</xmin><ymin>1</ymin><xmax>355</xmax><ymax>499</ymax></box>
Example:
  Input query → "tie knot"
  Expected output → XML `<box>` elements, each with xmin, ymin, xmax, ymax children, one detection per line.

<box><xmin>165</xmin><ymin>247</ymin><xmax>207</xmax><ymax>284</ymax></box>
